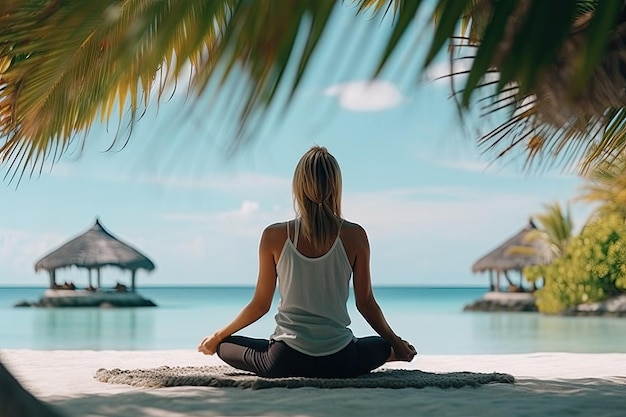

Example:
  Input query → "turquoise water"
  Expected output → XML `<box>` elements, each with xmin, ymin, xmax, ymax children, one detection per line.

<box><xmin>2</xmin><ymin>286</ymin><xmax>626</xmax><ymax>354</ymax></box>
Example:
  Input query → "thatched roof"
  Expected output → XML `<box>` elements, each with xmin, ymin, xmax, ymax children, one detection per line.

<box><xmin>471</xmin><ymin>219</ymin><xmax>553</xmax><ymax>274</ymax></box>
<box><xmin>35</xmin><ymin>219</ymin><xmax>155</xmax><ymax>273</ymax></box>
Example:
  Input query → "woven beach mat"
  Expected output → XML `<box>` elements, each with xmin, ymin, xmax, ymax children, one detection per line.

<box><xmin>94</xmin><ymin>365</ymin><xmax>515</xmax><ymax>390</ymax></box>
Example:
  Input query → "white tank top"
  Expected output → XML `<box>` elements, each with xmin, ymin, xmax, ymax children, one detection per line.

<box><xmin>270</xmin><ymin>218</ymin><xmax>356</xmax><ymax>356</ymax></box>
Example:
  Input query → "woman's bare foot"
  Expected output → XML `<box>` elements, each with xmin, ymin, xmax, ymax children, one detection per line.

<box><xmin>386</xmin><ymin>339</ymin><xmax>418</xmax><ymax>362</ymax></box>
<box><xmin>387</xmin><ymin>346</ymin><xmax>398</xmax><ymax>362</ymax></box>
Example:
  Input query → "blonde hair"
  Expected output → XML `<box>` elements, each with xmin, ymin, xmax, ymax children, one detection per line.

<box><xmin>292</xmin><ymin>146</ymin><xmax>342</xmax><ymax>251</ymax></box>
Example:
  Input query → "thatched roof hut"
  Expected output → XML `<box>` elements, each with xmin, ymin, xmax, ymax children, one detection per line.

<box><xmin>472</xmin><ymin>219</ymin><xmax>553</xmax><ymax>291</ymax></box>
<box><xmin>35</xmin><ymin>219</ymin><xmax>155</xmax><ymax>291</ymax></box>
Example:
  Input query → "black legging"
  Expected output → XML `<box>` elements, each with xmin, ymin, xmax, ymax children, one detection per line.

<box><xmin>216</xmin><ymin>335</ymin><xmax>391</xmax><ymax>378</ymax></box>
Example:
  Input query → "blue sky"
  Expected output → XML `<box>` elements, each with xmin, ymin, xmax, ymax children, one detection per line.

<box><xmin>0</xmin><ymin>4</ymin><xmax>595</xmax><ymax>288</ymax></box>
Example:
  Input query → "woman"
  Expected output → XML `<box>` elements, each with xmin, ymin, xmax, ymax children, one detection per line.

<box><xmin>198</xmin><ymin>146</ymin><xmax>416</xmax><ymax>378</ymax></box>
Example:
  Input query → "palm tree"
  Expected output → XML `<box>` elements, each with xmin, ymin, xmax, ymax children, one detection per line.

<box><xmin>578</xmin><ymin>150</ymin><xmax>626</xmax><ymax>219</ymax></box>
<box><xmin>512</xmin><ymin>202</ymin><xmax>574</xmax><ymax>289</ymax></box>
<box><xmin>503</xmin><ymin>203</ymin><xmax>574</xmax><ymax>264</ymax></box>
<box><xmin>527</xmin><ymin>202</ymin><xmax>575</xmax><ymax>258</ymax></box>
<box><xmin>1</xmin><ymin>0</ymin><xmax>626</xmax><ymax>180</ymax></box>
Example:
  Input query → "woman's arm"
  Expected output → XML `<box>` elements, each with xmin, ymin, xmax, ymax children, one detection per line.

<box><xmin>350</xmin><ymin>225</ymin><xmax>417</xmax><ymax>362</ymax></box>
<box><xmin>197</xmin><ymin>227</ymin><xmax>278</xmax><ymax>355</ymax></box>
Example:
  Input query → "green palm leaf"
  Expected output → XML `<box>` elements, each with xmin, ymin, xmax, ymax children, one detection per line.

<box><xmin>578</xmin><ymin>150</ymin><xmax>626</xmax><ymax>218</ymax></box>
<box><xmin>0</xmin><ymin>0</ymin><xmax>339</xmax><ymax>181</ymax></box>
<box><xmin>2</xmin><ymin>0</ymin><xmax>626</xmax><ymax>179</ymax></box>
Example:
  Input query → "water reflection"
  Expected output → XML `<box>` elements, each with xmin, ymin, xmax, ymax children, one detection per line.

<box><xmin>33</xmin><ymin>308</ymin><xmax>155</xmax><ymax>350</ymax></box>
<box><xmin>469</xmin><ymin>312</ymin><xmax>626</xmax><ymax>353</ymax></box>
<box><xmin>4</xmin><ymin>287</ymin><xmax>626</xmax><ymax>353</ymax></box>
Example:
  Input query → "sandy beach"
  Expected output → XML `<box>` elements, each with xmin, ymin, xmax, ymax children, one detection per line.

<box><xmin>1</xmin><ymin>349</ymin><xmax>625</xmax><ymax>417</ymax></box>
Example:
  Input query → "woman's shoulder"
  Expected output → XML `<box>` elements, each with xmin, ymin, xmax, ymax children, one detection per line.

<box><xmin>340</xmin><ymin>219</ymin><xmax>368</xmax><ymax>241</ymax></box>
<box><xmin>339</xmin><ymin>220</ymin><xmax>369</xmax><ymax>260</ymax></box>
<box><xmin>265</xmin><ymin>220</ymin><xmax>290</xmax><ymax>231</ymax></box>
<box><xmin>341</xmin><ymin>219</ymin><xmax>366</xmax><ymax>233</ymax></box>
<box><xmin>261</xmin><ymin>220</ymin><xmax>291</xmax><ymax>241</ymax></box>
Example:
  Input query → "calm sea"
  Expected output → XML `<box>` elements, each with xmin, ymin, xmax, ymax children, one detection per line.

<box><xmin>1</xmin><ymin>286</ymin><xmax>626</xmax><ymax>354</ymax></box>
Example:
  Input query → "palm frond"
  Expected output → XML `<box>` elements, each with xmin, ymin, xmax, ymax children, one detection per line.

<box><xmin>577</xmin><ymin>149</ymin><xmax>626</xmax><ymax>218</ymax></box>
<box><xmin>2</xmin><ymin>0</ymin><xmax>626</xmax><ymax>180</ymax></box>
<box><xmin>0</xmin><ymin>1</ymin><xmax>225</xmax><ymax>180</ymax></box>
<box><xmin>0</xmin><ymin>0</ymin><xmax>339</xmax><ymax>180</ymax></box>
<box><xmin>447</xmin><ymin>0</ymin><xmax>626</xmax><ymax>174</ymax></box>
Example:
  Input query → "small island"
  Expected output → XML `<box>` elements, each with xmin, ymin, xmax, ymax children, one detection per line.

<box><xmin>465</xmin><ymin>216</ymin><xmax>626</xmax><ymax>317</ymax></box>
<box><xmin>464</xmin><ymin>220</ymin><xmax>544</xmax><ymax>313</ymax></box>
<box><xmin>15</xmin><ymin>219</ymin><xmax>157</xmax><ymax>308</ymax></box>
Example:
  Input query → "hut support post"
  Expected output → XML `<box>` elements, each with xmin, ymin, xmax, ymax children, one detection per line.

<box><xmin>504</xmin><ymin>271</ymin><xmax>517</xmax><ymax>291</ymax></box>
<box><xmin>48</xmin><ymin>270</ymin><xmax>56</xmax><ymax>289</ymax></box>
<box><xmin>496</xmin><ymin>271</ymin><xmax>501</xmax><ymax>292</ymax></box>
<box><xmin>489</xmin><ymin>270</ymin><xmax>494</xmax><ymax>291</ymax></box>
<box><xmin>88</xmin><ymin>269</ymin><xmax>92</xmax><ymax>288</ymax></box>
<box><xmin>131</xmin><ymin>270</ymin><xmax>136</xmax><ymax>292</ymax></box>
<box><xmin>97</xmin><ymin>269</ymin><xmax>101</xmax><ymax>289</ymax></box>
<box><xmin>503</xmin><ymin>271</ymin><xmax>515</xmax><ymax>287</ymax></box>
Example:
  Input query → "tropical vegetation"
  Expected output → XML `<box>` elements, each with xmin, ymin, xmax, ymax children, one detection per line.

<box><xmin>523</xmin><ymin>151</ymin><xmax>626</xmax><ymax>314</ymax></box>
<box><xmin>1</xmin><ymin>0</ymin><xmax>626</xmax><ymax>181</ymax></box>
<box><xmin>578</xmin><ymin>151</ymin><xmax>626</xmax><ymax>219</ymax></box>
<box><xmin>525</xmin><ymin>213</ymin><xmax>626</xmax><ymax>314</ymax></box>
<box><xmin>524</xmin><ymin>202</ymin><xmax>574</xmax><ymax>260</ymax></box>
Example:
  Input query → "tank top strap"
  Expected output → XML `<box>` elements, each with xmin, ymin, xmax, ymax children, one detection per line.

<box><xmin>294</xmin><ymin>218</ymin><xmax>300</xmax><ymax>246</ymax></box>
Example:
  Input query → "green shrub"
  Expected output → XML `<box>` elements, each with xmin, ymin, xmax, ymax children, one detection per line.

<box><xmin>524</xmin><ymin>213</ymin><xmax>626</xmax><ymax>313</ymax></box>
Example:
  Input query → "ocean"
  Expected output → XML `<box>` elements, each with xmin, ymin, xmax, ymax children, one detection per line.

<box><xmin>2</xmin><ymin>286</ymin><xmax>626</xmax><ymax>354</ymax></box>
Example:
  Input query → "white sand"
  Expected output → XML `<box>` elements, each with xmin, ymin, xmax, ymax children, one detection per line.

<box><xmin>2</xmin><ymin>349</ymin><xmax>626</xmax><ymax>417</ymax></box>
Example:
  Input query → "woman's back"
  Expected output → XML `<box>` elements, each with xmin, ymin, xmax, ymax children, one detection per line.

<box><xmin>270</xmin><ymin>219</ymin><xmax>356</xmax><ymax>356</ymax></box>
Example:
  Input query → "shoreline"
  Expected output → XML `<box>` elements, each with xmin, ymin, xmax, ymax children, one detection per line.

<box><xmin>464</xmin><ymin>291</ymin><xmax>626</xmax><ymax>316</ymax></box>
<box><xmin>2</xmin><ymin>349</ymin><xmax>625</xmax><ymax>417</ymax></box>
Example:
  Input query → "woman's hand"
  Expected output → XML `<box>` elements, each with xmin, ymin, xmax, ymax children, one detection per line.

<box><xmin>197</xmin><ymin>332</ymin><xmax>222</xmax><ymax>355</ymax></box>
<box><xmin>389</xmin><ymin>338</ymin><xmax>418</xmax><ymax>362</ymax></box>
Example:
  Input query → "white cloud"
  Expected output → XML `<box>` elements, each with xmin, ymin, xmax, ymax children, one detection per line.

<box><xmin>160</xmin><ymin>200</ymin><xmax>259</xmax><ymax>223</ymax></box>
<box><xmin>0</xmin><ymin>228</ymin><xmax>65</xmax><ymax>280</ymax></box>
<box><xmin>139</xmin><ymin>172</ymin><xmax>290</xmax><ymax>192</ymax></box>
<box><xmin>335</xmin><ymin>185</ymin><xmax>558</xmax><ymax>285</ymax></box>
<box><xmin>436</xmin><ymin>157</ymin><xmax>523</xmax><ymax>177</ymax></box>
<box><xmin>158</xmin><ymin>200</ymin><xmax>291</xmax><ymax>238</ymax></box>
<box><xmin>323</xmin><ymin>80</ymin><xmax>404</xmax><ymax>111</ymax></box>
<box><xmin>173</xmin><ymin>235</ymin><xmax>208</xmax><ymax>259</ymax></box>
<box><xmin>342</xmin><ymin>186</ymin><xmax>548</xmax><ymax>244</ymax></box>
<box><xmin>438</xmin><ymin>156</ymin><xmax>580</xmax><ymax>180</ymax></box>
<box><xmin>235</xmin><ymin>200</ymin><xmax>260</xmax><ymax>217</ymax></box>
<box><xmin>148</xmin><ymin>201</ymin><xmax>283</xmax><ymax>282</ymax></box>
<box><xmin>438</xmin><ymin>158</ymin><xmax>493</xmax><ymax>173</ymax></box>
<box><xmin>38</xmin><ymin>162</ymin><xmax>74</xmax><ymax>178</ymax></box>
<box><xmin>411</xmin><ymin>149</ymin><xmax>514</xmax><ymax>176</ymax></box>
